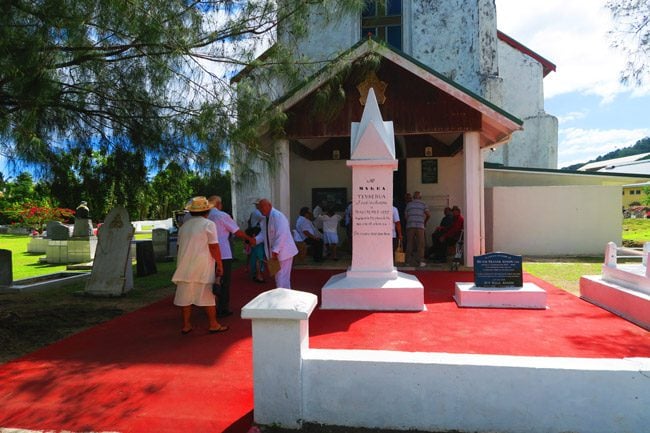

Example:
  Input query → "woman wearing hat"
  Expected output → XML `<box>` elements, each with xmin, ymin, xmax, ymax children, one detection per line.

<box><xmin>172</xmin><ymin>196</ymin><xmax>228</xmax><ymax>334</ymax></box>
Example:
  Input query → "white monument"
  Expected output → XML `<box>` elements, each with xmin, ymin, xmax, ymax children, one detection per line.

<box><xmin>321</xmin><ymin>89</ymin><xmax>424</xmax><ymax>311</ymax></box>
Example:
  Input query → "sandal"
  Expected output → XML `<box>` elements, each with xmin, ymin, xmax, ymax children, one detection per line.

<box><xmin>208</xmin><ymin>325</ymin><xmax>229</xmax><ymax>334</ymax></box>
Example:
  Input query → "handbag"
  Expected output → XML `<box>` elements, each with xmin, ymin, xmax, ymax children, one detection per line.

<box><xmin>394</xmin><ymin>239</ymin><xmax>406</xmax><ymax>263</ymax></box>
<box><xmin>267</xmin><ymin>256</ymin><xmax>281</xmax><ymax>276</ymax></box>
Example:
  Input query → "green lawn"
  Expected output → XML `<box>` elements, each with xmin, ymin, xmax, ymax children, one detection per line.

<box><xmin>2</xmin><ymin>234</ymin><xmax>69</xmax><ymax>280</ymax></box>
<box><xmin>622</xmin><ymin>218</ymin><xmax>650</xmax><ymax>244</ymax></box>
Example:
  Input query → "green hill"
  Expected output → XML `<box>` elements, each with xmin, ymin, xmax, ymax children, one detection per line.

<box><xmin>561</xmin><ymin>136</ymin><xmax>650</xmax><ymax>171</ymax></box>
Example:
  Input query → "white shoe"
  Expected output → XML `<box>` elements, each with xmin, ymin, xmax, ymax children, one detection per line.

<box><xmin>419</xmin><ymin>262</ymin><xmax>427</xmax><ymax>267</ymax></box>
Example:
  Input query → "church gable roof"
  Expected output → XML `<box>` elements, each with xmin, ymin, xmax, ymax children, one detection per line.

<box><xmin>276</xmin><ymin>39</ymin><xmax>522</xmax><ymax>148</ymax></box>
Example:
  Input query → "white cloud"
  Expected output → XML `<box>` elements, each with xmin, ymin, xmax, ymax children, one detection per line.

<box><xmin>495</xmin><ymin>0</ymin><xmax>650</xmax><ymax>102</ymax></box>
<box><xmin>557</xmin><ymin>110</ymin><xmax>588</xmax><ymax>125</ymax></box>
<box><xmin>558</xmin><ymin>127</ymin><xmax>650</xmax><ymax>167</ymax></box>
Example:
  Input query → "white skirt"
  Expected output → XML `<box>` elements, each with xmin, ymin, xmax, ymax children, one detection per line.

<box><xmin>173</xmin><ymin>281</ymin><xmax>215</xmax><ymax>307</ymax></box>
<box><xmin>323</xmin><ymin>231</ymin><xmax>339</xmax><ymax>244</ymax></box>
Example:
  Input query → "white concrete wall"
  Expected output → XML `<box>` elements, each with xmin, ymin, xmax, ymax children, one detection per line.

<box><xmin>411</xmin><ymin>0</ymin><xmax>497</xmax><ymax>95</ymax></box>
<box><xmin>243</xmin><ymin>289</ymin><xmax>650</xmax><ymax>433</ymax></box>
<box><xmin>302</xmin><ymin>350</ymin><xmax>649</xmax><ymax>433</ymax></box>
<box><xmin>486</xmin><ymin>39</ymin><xmax>558</xmax><ymax>169</ymax></box>
<box><xmin>485</xmin><ymin>168</ymin><xmax>650</xmax><ymax>187</ymax></box>
<box><xmin>485</xmin><ymin>185</ymin><xmax>622</xmax><ymax>256</ymax></box>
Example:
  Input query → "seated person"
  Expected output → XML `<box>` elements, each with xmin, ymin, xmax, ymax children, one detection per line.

<box><xmin>427</xmin><ymin>207</ymin><xmax>453</xmax><ymax>258</ymax></box>
<box><xmin>295</xmin><ymin>207</ymin><xmax>324</xmax><ymax>262</ymax></box>
<box><xmin>431</xmin><ymin>206</ymin><xmax>464</xmax><ymax>262</ymax></box>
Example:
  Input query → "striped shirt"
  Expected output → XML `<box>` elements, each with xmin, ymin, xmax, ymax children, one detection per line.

<box><xmin>405</xmin><ymin>199</ymin><xmax>429</xmax><ymax>229</ymax></box>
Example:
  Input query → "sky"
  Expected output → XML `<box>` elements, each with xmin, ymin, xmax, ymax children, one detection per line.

<box><xmin>495</xmin><ymin>0</ymin><xmax>650</xmax><ymax>168</ymax></box>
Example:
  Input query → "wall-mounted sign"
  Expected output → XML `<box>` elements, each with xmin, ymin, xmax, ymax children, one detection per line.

<box><xmin>421</xmin><ymin>159</ymin><xmax>438</xmax><ymax>184</ymax></box>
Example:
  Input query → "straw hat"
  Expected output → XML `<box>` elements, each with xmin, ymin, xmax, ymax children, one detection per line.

<box><xmin>185</xmin><ymin>196</ymin><xmax>212</xmax><ymax>212</ymax></box>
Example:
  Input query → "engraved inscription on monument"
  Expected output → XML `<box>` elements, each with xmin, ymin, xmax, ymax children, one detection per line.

<box><xmin>474</xmin><ymin>252</ymin><xmax>523</xmax><ymax>288</ymax></box>
<box><xmin>353</xmin><ymin>177</ymin><xmax>392</xmax><ymax>239</ymax></box>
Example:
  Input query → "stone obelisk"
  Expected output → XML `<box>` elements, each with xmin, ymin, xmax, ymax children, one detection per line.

<box><xmin>321</xmin><ymin>88</ymin><xmax>424</xmax><ymax>311</ymax></box>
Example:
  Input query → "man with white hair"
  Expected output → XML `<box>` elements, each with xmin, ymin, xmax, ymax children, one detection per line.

<box><xmin>253</xmin><ymin>198</ymin><xmax>298</xmax><ymax>289</ymax></box>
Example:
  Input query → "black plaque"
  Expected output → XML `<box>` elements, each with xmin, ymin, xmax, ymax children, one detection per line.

<box><xmin>474</xmin><ymin>252</ymin><xmax>523</xmax><ymax>288</ymax></box>
<box><xmin>421</xmin><ymin>159</ymin><xmax>438</xmax><ymax>184</ymax></box>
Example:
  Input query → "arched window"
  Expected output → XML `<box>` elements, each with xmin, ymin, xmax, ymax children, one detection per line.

<box><xmin>361</xmin><ymin>0</ymin><xmax>402</xmax><ymax>50</ymax></box>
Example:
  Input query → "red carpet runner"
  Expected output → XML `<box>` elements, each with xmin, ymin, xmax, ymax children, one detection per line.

<box><xmin>0</xmin><ymin>268</ymin><xmax>648</xmax><ymax>433</ymax></box>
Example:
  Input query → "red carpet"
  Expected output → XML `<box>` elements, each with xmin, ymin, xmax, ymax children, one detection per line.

<box><xmin>0</xmin><ymin>267</ymin><xmax>648</xmax><ymax>433</ymax></box>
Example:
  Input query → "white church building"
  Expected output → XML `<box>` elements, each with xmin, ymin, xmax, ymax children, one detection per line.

<box><xmin>230</xmin><ymin>0</ymin><xmax>634</xmax><ymax>261</ymax></box>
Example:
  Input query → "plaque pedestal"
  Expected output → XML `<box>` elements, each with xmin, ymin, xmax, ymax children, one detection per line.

<box><xmin>454</xmin><ymin>282</ymin><xmax>547</xmax><ymax>309</ymax></box>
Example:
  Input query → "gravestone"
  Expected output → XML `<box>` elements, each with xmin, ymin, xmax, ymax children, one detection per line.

<box><xmin>135</xmin><ymin>240</ymin><xmax>157</xmax><ymax>276</ymax></box>
<box><xmin>0</xmin><ymin>249</ymin><xmax>12</xmax><ymax>287</ymax></box>
<box><xmin>46</xmin><ymin>221</ymin><xmax>71</xmax><ymax>240</ymax></box>
<box><xmin>455</xmin><ymin>252</ymin><xmax>546</xmax><ymax>309</ymax></box>
<box><xmin>72</xmin><ymin>201</ymin><xmax>93</xmax><ymax>238</ymax></box>
<box><xmin>474</xmin><ymin>252</ymin><xmax>523</xmax><ymax>287</ymax></box>
<box><xmin>152</xmin><ymin>228</ymin><xmax>170</xmax><ymax>260</ymax></box>
<box><xmin>45</xmin><ymin>221</ymin><xmax>71</xmax><ymax>264</ymax></box>
<box><xmin>321</xmin><ymin>88</ymin><xmax>424</xmax><ymax>311</ymax></box>
<box><xmin>85</xmin><ymin>207</ymin><xmax>134</xmax><ymax>296</ymax></box>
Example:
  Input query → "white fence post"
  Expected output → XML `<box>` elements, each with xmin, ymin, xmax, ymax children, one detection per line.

<box><xmin>604</xmin><ymin>242</ymin><xmax>617</xmax><ymax>268</ymax></box>
<box><xmin>241</xmin><ymin>288</ymin><xmax>318</xmax><ymax>428</ymax></box>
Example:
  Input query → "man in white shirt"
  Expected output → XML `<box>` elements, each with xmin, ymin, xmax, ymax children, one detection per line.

<box><xmin>253</xmin><ymin>198</ymin><xmax>298</xmax><ymax>289</ymax></box>
<box><xmin>207</xmin><ymin>195</ymin><xmax>254</xmax><ymax>317</ymax></box>
<box><xmin>295</xmin><ymin>206</ymin><xmax>324</xmax><ymax>262</ymax></box>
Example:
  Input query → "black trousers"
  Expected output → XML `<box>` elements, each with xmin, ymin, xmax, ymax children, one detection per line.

<box><xmin>304</xmin><ymin>237</ymin><xmax>324</xmax><ymax>261</ymax></box>
<box><xmin>214</xmin><ymin>258</ymin><xmax>233</xmax><ymax>314</ymax></box>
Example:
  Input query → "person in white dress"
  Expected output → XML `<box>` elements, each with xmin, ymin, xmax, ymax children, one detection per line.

<box><xmin>172</xmin><ymin>196</ymin><xmax>228</xmax><ymax>334</ymax></box>
<box><xmin>317</xmin><ymin>208</ymin><xmax>342</xmax><ymax>260</ymax></box>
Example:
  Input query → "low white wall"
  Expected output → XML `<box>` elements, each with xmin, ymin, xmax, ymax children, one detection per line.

<box><xmin>486</xmin><ymin>185</ymin><xmax>622</xmax><ymax>256</ymax></box>
<box><xmin>303</xmin><ymin>350</ymin><xmax>649</xmax><ymax>433</ymax></box>
<box><xmin>243</xmin><ymin>289</ymin><xmax>650</xmax><ymax>433</ymax></box>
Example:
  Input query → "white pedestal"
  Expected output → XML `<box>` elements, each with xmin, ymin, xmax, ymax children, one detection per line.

<box><xmin>454</xmin><ymin>282</ymin><xmax>547</xmax><ymax>309</ymax></box>
<box><xmin>321</xmin><ymin>270</ymin><xmax>424</xmax><ymax>311</ymax></box>
<box><xmin>580</xmin><ymin>275</ymin><xmax>650</xmax><ymax>330</ymax></box>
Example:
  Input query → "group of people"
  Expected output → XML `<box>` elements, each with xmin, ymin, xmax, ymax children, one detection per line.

<box><xmin>171</xmin><ymin>196</ymin><xmax>297</xmax><ymax>335</ymax></box>
<box><xmin>400</xmin><ymin>191</ymin><xmax>464</xmax><ymax>267</ymax></box>
<box><xmin>171</xmin><ymin>191</ymin><xmax>463</xmax><ymax>333</ymax></box>
<box><xmin>294</xmin><ymin>205</ymin><xmax>343</xmax><ymax>262</ymax></box>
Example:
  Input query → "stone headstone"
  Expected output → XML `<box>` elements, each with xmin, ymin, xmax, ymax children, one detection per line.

<box><xmin>152</xmin><ymin>228</ymin><xmax>169</xmax><ymax>260</ymax></box>
<box><xmin>72</xmin><ymin>218</ymin><xmax>93</xmax><ymax>238</ymax></box>
<box><xmin>72</xmin><ymin>201</ymin><xmax>93</xmax><ymax>237</ymax></box>
<box><xmin>474</xmin><ymin>252</ymin><xmax>523</xmax><ymax>288</ymax></box>
<box><xmin>135</xmin><ymin>240</ymin><xmax>157</xmax><ymax>276</ymax></box>
<box><xmin>85</xmin><ymin>207</ymin><xmax>134</xmax><ymax>296</ymax></box>
<box><xmin>46</xmin><ymin>221</ymin><xmax>71</xmax><ymax>240</ymax></box>
<box><xmin>0</xmin><ymin>249</ymin><xmax>12</xmax><ymax>287</ymax></box>
<box><xmin>321</xmin><ymin>88</ymin><xmax>424</xmax><ymax>311</ymax></box>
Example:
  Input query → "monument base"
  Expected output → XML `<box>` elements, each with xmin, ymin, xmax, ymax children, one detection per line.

<box><xmin>454</xmin><ymin>282</ymin><xmax>547</xmax><ymax>309</ymax></box>
<box><xmin>321</xmin><ymin>270</ymin><xmax>424</xmax><ymax>311</ymax></box>
<box><xmin>67</xmin><ymin>237</ymin><xmax>98</xmax><ymax>263</ymax></box>
<box><xmin>580</xmin><ymin>275</ymin><xmax>650</xmax><ymax>330</ymax></box>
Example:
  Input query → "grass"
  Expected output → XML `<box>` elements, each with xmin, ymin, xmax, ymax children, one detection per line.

<box><xmin>622</xmin><ymin>218</ymin><xmax>650</xmax><ymax>244</ymax></box>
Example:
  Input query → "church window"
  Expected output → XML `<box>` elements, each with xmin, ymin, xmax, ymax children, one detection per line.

<box><xmin>361</xmin><ymin>0</ymin><xmax>402</xmax><ymax>50</ymax></box>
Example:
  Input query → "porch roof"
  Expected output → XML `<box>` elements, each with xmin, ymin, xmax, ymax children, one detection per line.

<box><xmin>275</xmin><ymin>39</ymin><xmax>523</xmax><ymax>150</ymax></box>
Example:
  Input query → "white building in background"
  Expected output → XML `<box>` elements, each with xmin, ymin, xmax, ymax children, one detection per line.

<box><xmin>230</xmin><ymin>1</ymin><xmax>636</xmax><ymax>258</ymax></box>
